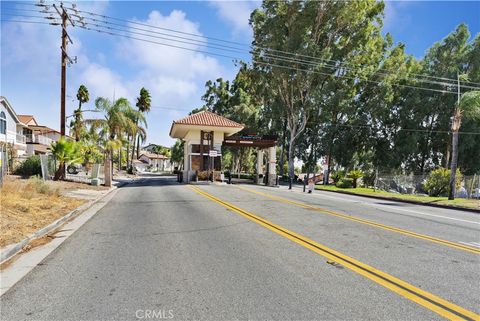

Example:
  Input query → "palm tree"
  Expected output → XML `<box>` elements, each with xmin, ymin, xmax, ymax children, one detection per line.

<box><xmin>123</xmin><ymin>104</ymin><xmax>147</xmax><ymax>170</ymax></box>
<box><xmin>131</xmin><ymin>88</ymin><xmax>151</xmax><ymax>166</ymax></box>
<box><xmin>85</xmin><ymin>97</ymin><xmax>146</xmax><ymax>183</ymax></box>
<box><xmin>449</xmin><ymin>90</ymin><xmax>480</xmax><ymax>200</ymax></box>
<box><xmin>70</xmin><ymin>85</ymin><xmax>89</xmax><ymax>141</ymax></box>
<box><xmin>51</xmin><ymin>138</ymin><xmax>81</xmax><ymax>180</ymax></box>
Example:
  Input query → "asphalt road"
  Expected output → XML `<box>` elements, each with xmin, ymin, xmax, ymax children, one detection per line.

<box><xmin>1</xmin><ymin>176</ymin><xmax>479</xmax><ymax>321</ymax></box>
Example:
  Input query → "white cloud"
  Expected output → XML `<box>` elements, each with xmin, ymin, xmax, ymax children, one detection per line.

<box><xmin>1</xmin><ymin>4</ymin><xmax>239</xmax><ymax>146</ymax></box>
<box><xmin>209</xmin><ymin>0</ymin><xmax>259</xmax><ymax>37</ymax></box>
<box><xmin>383</xmin><ymin>1</ymin><xmax>415</xmax><ymax>31</ymax></box>
<box><xmin>119</xmin><ymin>10</ymin><xmax>223</xmax><ymax>79</ymax></box>
<box><xmin>79</xmin><ymin>63</ymin><xmax>129</xmax><ymax>100</ymax></box>
<box><xmin>116</xmin><ymin>9</ymin><xmax>229</xmax><ymax>107</ymax></box>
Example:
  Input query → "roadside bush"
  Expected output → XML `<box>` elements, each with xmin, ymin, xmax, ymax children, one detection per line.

<box><xmin>331</xmin><ymin>171</ymin><xmax>344</xmax><ymax>184</ymax></box>
<box><xmin>15</xmin><ymin>155</ymin><xmax>42</xmax><ymax>177</ymax></box>
<box><xmin>347</xmin><ymin>169</ymin><xmax>363</xmax><ymax>188</ymax></box>
<box><xmin>29</xmin><ymin>176</ymin><xmax>49</xmax><ymax>194</ymax></box>
<box><xmin>196</xmin><ymin>171</ymin><xmax>209</xmax><ymax>180</ymax></box>
<box><xmin>336</xmin><ymin>178</ymin><xmax>353</xmax><ymax>188</ymax></box>
<box><xmin>423</xmin><ymin>168</ymin><xmax>462</xmax><ymax>197</ymax></box>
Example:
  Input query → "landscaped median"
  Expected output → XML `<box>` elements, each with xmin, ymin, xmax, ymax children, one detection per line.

<box><xmin>0</xmin><ymin>176</ymin><xmax>109</xmax><ymax>254</ymax></box>
<box><xmin>315</xmin><ymin>185</ymin><xmax>480</xmax><ymax>211</ymax></box>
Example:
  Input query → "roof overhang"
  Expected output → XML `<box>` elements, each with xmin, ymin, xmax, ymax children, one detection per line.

<box><xmin>0</xmin><ymin>96</ymin><xmax>28</xmax><ymax>127</ymax></box>
<box><xmin>169</xmin><ymin>123</ymin><xmax>243</xmax><ymax>139</ymax></box>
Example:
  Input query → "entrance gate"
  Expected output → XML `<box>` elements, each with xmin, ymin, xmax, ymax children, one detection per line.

<box><xmin>222</xmin><ymin>135</ymin><xmax>277</xmax><ymax>186</ymax></box>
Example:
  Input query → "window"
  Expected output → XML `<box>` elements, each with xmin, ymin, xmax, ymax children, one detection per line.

<box><xmin>0</xmin><ymin>111</ymin><xmax>6</xmax><ymax>135</ymax></box>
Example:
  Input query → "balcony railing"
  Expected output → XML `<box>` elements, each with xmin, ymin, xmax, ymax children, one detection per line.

<box><xmin>16</xmin><ymin>134</ymin><xmax>26</xmax><ymax>144</ymax></box>
<box><xmin>25</xmin><ymin>134</ymin><xmax>53</xmax><ymax>146</ymax></box>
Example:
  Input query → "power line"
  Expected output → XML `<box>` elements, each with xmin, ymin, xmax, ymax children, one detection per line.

<box><xmin>1</xmin><ymin>12</ymin><xmax>57</xmax><ymax>20</ymax></box>
<box><xmin>73</xmin><ymin>14</ymin><xmax>477</xmax><ymax>91</ymax></box>
<box><xmin>63</xmin><ymin>5</ymin><xmax>480</xmax><ymax>87</ymax></box>
<box><xmin>0</xmin><ymin>19</ymin><xmax>57</xmax><ymax>25</ymax></box>
<box><xmin>8</xmin><ymin>4</ymin><xmax>480</xmax><ymax>88</ymax></box>
<box><xmin>72</xmin><ymin>24</ymin><xmax>462</xmax><ymax>95</ymax></box>
<box><xmin>7</xmin><ymin>8</ymin><xmax>478</xmax><ymax>94</ymax></box>
<box><xmin>81</xmin><ymin>15</ymin><xmax>247</xmax><ymax>52</ymax></box>
<box><xmin>317</xmin><ymin>123</ymin><xmax>480</xmax><ymax>136</ymax></box>
<box><xmin>80</xmin><ymin>18</ymin><xmax>250</xmax><ymax>56</ymax></box>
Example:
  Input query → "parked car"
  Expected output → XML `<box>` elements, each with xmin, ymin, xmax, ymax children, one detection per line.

<box><xmin>67</xmin><ymin>164</ymin><xmax>83</xmax><ymax>175</ymax></box>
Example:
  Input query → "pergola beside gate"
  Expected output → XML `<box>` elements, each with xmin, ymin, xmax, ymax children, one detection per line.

<box><xmin>223</xmin><ymin>135</ymin><xmax>277</xmax><ymax>186</ymax></box>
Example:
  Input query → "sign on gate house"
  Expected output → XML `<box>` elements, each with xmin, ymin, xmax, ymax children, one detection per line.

<box><xmin>209</xmin><ymin>150</ymin><xmax>218</xmax><ymax>157</ymax></box>
<box><xmin>223</xmin><ymin>134</ymin><xmax>278</xmax><ymax>148</ymax></box>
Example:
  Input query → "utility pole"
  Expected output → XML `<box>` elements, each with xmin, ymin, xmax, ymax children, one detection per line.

<box><xmin>52</xmin><ymin>3</ymin><xmax>76</xmax><ymax>137</ymax></box>
<box><xmin>60</xmin><ymin>9</ymin><xmax>67</xmax><ymax>137</ymax></box>
<box><xmin>35</xmin><ymin>1</ymin><xmax>83</xmax><ymax>134</ymax></box>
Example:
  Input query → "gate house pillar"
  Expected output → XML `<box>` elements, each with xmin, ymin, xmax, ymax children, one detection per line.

<box><xmin>256</xmin><ymin>148</ymin><xmax>264</xmax><ymax>184</ymax></box>
<box><xmin>267</xmin><ymin>146</ymin><xmax>277</xmax><ymax>186</ymax></box>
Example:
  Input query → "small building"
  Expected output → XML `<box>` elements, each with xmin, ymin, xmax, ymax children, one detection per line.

<box><xmin>169</xmin><ymin>110</ymin><xmax>244</xmax><ymax>183</ymax></box>
<box><xmin>138</xmin><ymin>152</ymin><xmax>172</xmax><ymax>172</ymax></box>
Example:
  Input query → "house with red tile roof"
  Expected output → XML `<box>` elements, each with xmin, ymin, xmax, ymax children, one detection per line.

<box><xmin>138</xmin><ymin>151</ymin><xmax>172</xmax><ymax>172</ymax></box>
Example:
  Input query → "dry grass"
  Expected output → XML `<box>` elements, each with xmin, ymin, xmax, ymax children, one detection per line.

<box><xmin>0</xmin><ymin>176</ymin><xmax>96</xmax><ymax>248</ymax></box>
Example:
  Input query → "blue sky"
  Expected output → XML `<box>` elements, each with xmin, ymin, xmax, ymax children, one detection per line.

<box><xmin>1</xmin><ymin>1</ymin><xmax>479</xmax><ymax>147</ymax></box>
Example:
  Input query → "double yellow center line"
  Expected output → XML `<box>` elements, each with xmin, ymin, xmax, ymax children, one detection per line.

<box><xmin>188</xmin><ymin>185</ymin><xmax>479</xmax><ymax>321</ymax></box>
<box><xmin>237</xmin><ymin>186</ymin><xmax>480</xmax><ymax>255</ymax></box>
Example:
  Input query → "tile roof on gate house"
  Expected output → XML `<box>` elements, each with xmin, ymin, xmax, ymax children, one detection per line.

<box><xmin>173</xmin><ymin>110</ymin><xmax>243</xmax><ymax>128</ymax></box>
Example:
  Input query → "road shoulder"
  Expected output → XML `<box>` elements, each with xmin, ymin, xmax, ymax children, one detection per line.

<box><xmin>0</xmin><ymin>183</ymin><xmax>121</xmax><ymax>296</ymax></box>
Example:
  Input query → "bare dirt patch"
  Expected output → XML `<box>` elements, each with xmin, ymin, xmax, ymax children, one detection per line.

<box><xmin>0</xmin><ymin>176</ymin><xmax>106</xmax><ymax>248</ymax></box>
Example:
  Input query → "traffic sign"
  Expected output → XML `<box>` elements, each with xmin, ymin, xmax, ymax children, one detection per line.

<box><xmin>209</xmin><ymin>150</ymin><xmax>218</xmax><ymax>157</ymax></box>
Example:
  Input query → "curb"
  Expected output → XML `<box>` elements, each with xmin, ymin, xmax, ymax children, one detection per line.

<box><xmin>316</xmin><ymin>188</ymin><xmax>480</xmax><ymax>214</ymax></box>
<box><xmin>0</xmin><ymin>180</ymin><xmax>130</xmax><ymax>265</ymax></box>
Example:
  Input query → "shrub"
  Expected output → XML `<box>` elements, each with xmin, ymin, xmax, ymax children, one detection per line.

<box><xmin>196</xmin><ymin>171</ymin><xmax>210</xmax><ymax>180</ymax></box>
<box><xmin>29</xmin><ymin>176</ymin><xmax>50</xmax><ymax>194</ymax></box>
<box><xmin>347</xmin><ymin>169</ymin><xmax>363</xmax><ymax>188</ymax></box>
<box><xmin>423</xmin><ymin>168</ymin><xmax>462</xmax><ymax>197</ymax></box>
<box><xmin>15</xmin><ymin>155</ymin><xmax>42</xmax><ymax>177</ymax></box>
<box><xmin>336</xmin><ymin>178</ymin><xmax>353</xmax><ymax>188</ymax></box>
<box><xmin>331</xmin><ymin>171</ymin><xmax>344</xmax><ymax>184</ymax></box>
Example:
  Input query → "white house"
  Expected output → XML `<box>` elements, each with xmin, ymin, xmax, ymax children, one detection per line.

<box><xmin>0</xmin><ymin>97</ymin><xmax>28</xmax><ymax>156</ymax></box>
<box><xmin>18</xmin><ymin>115</ymin><xmax>56</xmax><ymax>155</ymax></box>
<box><xmin>138</xmin><ymin>152</ymin><xmax>172</xmax><ymax>172</ymax></box>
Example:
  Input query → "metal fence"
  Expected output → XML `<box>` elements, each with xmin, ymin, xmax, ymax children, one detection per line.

<box><xmin>65</xmin><ymin>163</ymin><xmax>105</xmax><ymax>184</ymax></box>
<box><xmin>374</xmin><ymin>173</ymin><xmax>480</xmax><ymax>199</ymax></box>
<box><xmin>0</xmin><ymin>146</ymin><xmax>7</xmax><ymax>187</ymax></box>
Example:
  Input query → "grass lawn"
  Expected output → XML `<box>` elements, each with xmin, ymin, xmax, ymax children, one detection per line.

<box><xmin>0</xmin><ymin>176</ymin><xmax>107</xmax><ymax>248</ymax></box>
<box><xmin>315</xmin><ymin>185</ymin><xmax>480</xmax><ymax>210</ymax></box>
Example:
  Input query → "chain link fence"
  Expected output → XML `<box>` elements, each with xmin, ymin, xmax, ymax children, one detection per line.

<box><xmin>0</xmin><ymin>145</ymin><xmax>7</xmax><ymax>187</ymax></box>
<box><xmin>374</xmin><ymin>172</ymin><xmax>480</xmax><ymax>199</ymax></box>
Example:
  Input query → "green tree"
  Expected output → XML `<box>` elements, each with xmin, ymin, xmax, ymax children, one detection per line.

<box><xmin>251</xmin><ymin>0</ymin><xmax>386</xmax><ymax>188</ymax></box>
<box><xmin>85</xmin><ymin>97</ymin><xmax>145</xmax><ymax>175</ymax></box>
<box><xmin>51</xmin><ymin>138</ymin><xmax>81</xmax><ymax>180</ymax></box>
<box><xmin>132</xmin><ymin>88</ymin><xmax>151</xmax><ymax>165</ymax></box>
<box><xmin>70</xmin><ymin>85</ymin><xmax>89</xmax><ymax>141</ymax></box>
<box><xmin>424</xmin><ymin>168</ymin><xmax>462</xmax><ymax>197</ymax></box>
<box><xmin>171</xmin><ymin>139</ymin><xmax>185</xmax><ymax>169</ymax></box>
<box><xmin>347</xmin><ymin>169</ymin><xmax>363</xmax><ymax>188</ymax></box>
